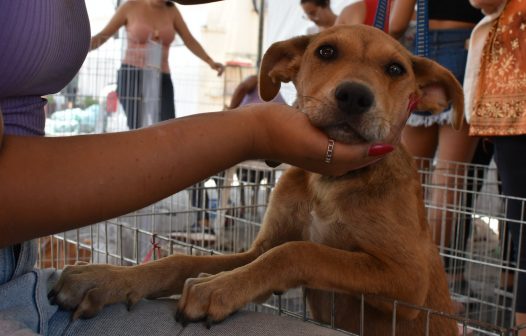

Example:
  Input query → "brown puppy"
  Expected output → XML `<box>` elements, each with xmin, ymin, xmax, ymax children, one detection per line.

<box><xmin>50</xmin><ymin>25</ymin><xmax>461</xmax><ymax>335</ymax></box>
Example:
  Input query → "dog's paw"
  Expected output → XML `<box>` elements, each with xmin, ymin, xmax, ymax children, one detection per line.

<box><xmin>175</xmin><ymin>270</ymin><xmax>258</xmax><ymax>327</ymax></box>
<box><xmin>49</xmin><ymin>264</ymin><xmax>143</xmax><ymax>320</ymax></box>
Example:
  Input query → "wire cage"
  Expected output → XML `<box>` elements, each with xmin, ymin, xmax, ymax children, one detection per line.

<box><xmin>44</xmin><ymin>36</ymin><xmax>228</xmax><ymax>135</ymax></box>
<box><xmin>36</xmin><ymin>157</ymin><xmax>526</xmax><ymax>335</ymax></box>
<box><xmin>45</xmin><ymin>37</ymin><xmax>143</xmax><ymax>135</ymax></box>
<box><xmin>36</xmin><ymin>24</ymin><xmax>526</xmax><ymax>336</ymax></box>
<box><xmin>415</xmin><ymin>156</ymin><xmax>525</xmax><ymax>335</ymax></box>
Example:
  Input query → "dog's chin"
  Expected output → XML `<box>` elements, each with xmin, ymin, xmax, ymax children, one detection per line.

<box><xmin>323</xmin><ymin>124</ymin><xmax>369</xmax><ymax>145</ymax></box>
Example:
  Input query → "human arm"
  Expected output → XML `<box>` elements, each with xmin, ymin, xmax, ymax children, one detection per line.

<box><xmin>90</xmin><ymin>2</ymin><xmax>129</xmax><ymax>51</ymax></box>
<box><xmin>228</xmin><ymin>75</ymin><xmax>258</xmax><ymax>109</ymax></box>
<box><xmin>469</xmin><ymin>0</ymin><xmax>507</xmax><ymax>15</ymax></box>
<box><xmin>171</xmin><ymin>6</ymin><xmax>225</xmax><ymax>75</ymax></box>
<box><xmin>335</xmin><ymin>2</ymin><xmax>367</xmax><ymax>26</ymax></box>
<box><xmin>389</xmin><ymin>0</ymin><xmax>415</xmax><ymax>39</ymax></box>
<box><xmin>0</xmin><ymin>104</ymin><xmax>392</xmax><ymax>248</ymax></box>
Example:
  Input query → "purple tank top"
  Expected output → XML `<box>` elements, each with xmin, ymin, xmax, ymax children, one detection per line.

<box><xmin>0</xmin><ymin>0</ymin><xmax>91</xmax><ymax>136</ymax></box>
<box><xmin>240</xmin><ymin>87</ymin><xmax>286</xmax><ymax>106</ymax></box>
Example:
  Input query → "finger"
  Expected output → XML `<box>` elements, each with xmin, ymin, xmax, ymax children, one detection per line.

<box><xmin>318</xmin><ymin>142</ymin><xmax>394</xmax><ymax>176</ymax></box>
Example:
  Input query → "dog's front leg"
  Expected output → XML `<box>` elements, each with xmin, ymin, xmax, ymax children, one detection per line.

<box><xmin>176</xmin><ymin>240</ymin><xmax>427</xmax><ymax>325</ymax></box>
<box><xmin>50</xmin><ymin>251</ymin><xmax>258</xmax><ymax>320</ymax></box>
<box><xmin>175</xmin><ymin>248</ymin><xmax>296</xmax><ymax>325</ymax></box>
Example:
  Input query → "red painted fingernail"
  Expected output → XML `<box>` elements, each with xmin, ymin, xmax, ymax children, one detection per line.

<box><xmin>368</xmin><ymin>144</ymin><xmax>394</xmax><ymax>157</ymax></box>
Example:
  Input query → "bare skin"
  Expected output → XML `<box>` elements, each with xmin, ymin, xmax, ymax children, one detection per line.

<box><xmin>335</xmin><ymin>1</ymin><xmax>367</xmax><ymax>25</ymax></box>
<box><xmin>228</xmin><ymin>75</ymin><xmax>258</xmax><ymax>109</ymax></box>
<box><xmin>390</xmin><ymin>0</ymin><xmax>479</xmax><ymax>39</ymax></box>
<box><xmin>0</xmin><ymin>103</ymin><xmax>395</xmax><ymax>248</ymax></box>
<box><xmin>90</xmin><ymin>0</ymin><xmax>224</xmax><ymax>75</ymax></box>
<box><xmin>301</xmin><ymin>2</ymin><xmax>338</xmax><ymax>31</ymax></box>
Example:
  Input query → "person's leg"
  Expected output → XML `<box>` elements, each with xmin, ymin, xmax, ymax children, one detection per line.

<box><xmin>47</xmin><ymin>299</ymin><xmax>347</xmax><ymax>336</ymax></box>
<box><xmin>429</xmin><ymin>123</ymin><xmax>478</xmax><ymax>248</ymax></box>
<box><xmin>459</xmin><ymin>139</ymin><xmax>494</xmax><ymax>275</ymax></box>
<box><xmin>116</xmin><ymin>64</ymin><xmax>142</xmax><ymax>130</ymax></box>
<box><xmin>401</xmin><ymin>124</ymin><xmax>439</xmax><ymax>180</ymax></box>
<box><xmin>424</xmin><ymin>123</ymin><xmax>478</xmax><ymax>315</ymax></box>
<box><xmin>191</xmin><ymin>181</ymin><xmax>211</xmax><ymax>232</ymax></box>
<box><xmin>492</xmin><ymin>136</ymin><xmax>526</xmax><ymax>333</ymax></box>
<box><xmin>160</xmin><ymin>74</ymin><xmax>175</xmax><ymax>122</ymax></box>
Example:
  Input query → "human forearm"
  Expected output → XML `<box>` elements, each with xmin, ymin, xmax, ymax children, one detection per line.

<box><xmin>229</xmin><ymin>87</ymin><xmax>248</xmax><ymax>109</ymax></box>
<box><xmin>0</xmin><ymin>104</ymin><xmax>392</xmax><ymax>247</ymax></box>
<box><xmin>184</xmin><ymin>37</ymin><xmax>224</xmax><ymax>75</ymax></box>
<box><xmin>389</xmin><ymin>0</ymin><xmax>415</xmax><ymax>39</ymax></box>
<box><xmin>229</xmin><ymin>78</ymin><xmax>256</xmax><ymax>109</ymax></box>
<box><xmin>90</xmin><ymin>34</ymin><xmax>110</xmax><ymax>51</ymax></box>
<box><xmin>0</xmin><ymin>109</ymin><xmax>257</xmax><ymax>247</ymax></box>
<box><xmin>185</xmin><ymin>37</ymin><xmax>215</xmax><ymax>66</ymax></box>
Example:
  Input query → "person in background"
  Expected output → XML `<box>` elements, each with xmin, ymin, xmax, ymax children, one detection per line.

<box><xmin>389</xmin><ymin>1</ymin><xmax>486</xmax><ymax>308</ymax></box>
<box><xmin>466</xmin><ymin>0</ymin><xmax>526</xmax><ymax>331</ymax></box>
<box><xmin>0</xmin><ymin>1</ymin><xmax>396</xmax><ymax>335</ymax></box>
<box><xmin>300</xmin><ymin>0</ymin><xmax>382</xmax><ymax>34</ymax></box>
<box><xmin>90</xmin><ymin>0</ymin><xmax>225</xmax><ymax>129</ymax></box>
<box><xmin>228</xmin><ymin>74</ymin><xmax>286</xmax><ymax>109</ymax></box>
<box><xmin>335</xmin><ymin>0</ymin><xmax>383</xmax><ymax>26</ymax></box>
<box><xmin>227</xmin><ymin>74</ymin><xmax>287</xmax><ymax>186</ymax></box>
<box><xmin>300</xmin><ymin>0</ymin><xmax>338</xmax><ymax>33</ymax></box>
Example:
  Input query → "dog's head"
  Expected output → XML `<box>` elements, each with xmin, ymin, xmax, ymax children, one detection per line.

<box><xmin>259</xmin><ymin>25</ymin><xmax>464</xmax><ymax>145</ymax></box>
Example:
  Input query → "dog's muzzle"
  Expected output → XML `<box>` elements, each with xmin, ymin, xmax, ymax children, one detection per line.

<box><xmin>334</xmin><ymin>82</ymin><xmax>374</xmax><ymax>115</ymax></box>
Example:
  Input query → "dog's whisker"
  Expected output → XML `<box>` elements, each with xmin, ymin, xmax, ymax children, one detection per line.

<box><xmin>298</xmin><ymin>94</ymin><xmax>336</xmax><ymax>108</ymax></box>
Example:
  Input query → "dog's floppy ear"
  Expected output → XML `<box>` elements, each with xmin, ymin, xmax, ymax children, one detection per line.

<box><xmin>258</xmin><ymin>35</ymin><xmax>312</xmax><ymax>101</ymax></box>
<box><xmin>411</xmin><ymin>55</ymin><xmax>464</xmax><ymax>130</ymax></box>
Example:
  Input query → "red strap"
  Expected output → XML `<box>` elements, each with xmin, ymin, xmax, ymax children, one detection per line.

<box><xmin>142</xmin><ymin>237</ymin><xmax>161</xmax><ymax>263</ymax></box>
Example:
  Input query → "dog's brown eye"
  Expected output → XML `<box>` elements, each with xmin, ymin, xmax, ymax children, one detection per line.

<box><xmin>317</xmin><ymin>45</ymin><xmax>336</xmax><ymax>60</ymax></box>
<box><xmin>386</xmin><ymin>63</ymin><xmax>406</xmax><ymax>77</ymax></box>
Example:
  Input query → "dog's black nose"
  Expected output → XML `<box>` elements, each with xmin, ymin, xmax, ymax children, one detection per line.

<box><xmin>334</xmin><ymin>82</ymin><xmax>374</xmax><ymax>114</ymax></box>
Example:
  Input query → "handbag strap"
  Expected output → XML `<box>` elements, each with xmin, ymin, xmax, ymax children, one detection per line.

<box><xmin>373</xmin><ymin>0</ymin><xmax>391</xmax><ymax>31</ymax></box>
<box><xmin>414</xmin><ymin>0</ymin><xmax>429</xmax><ymax>57</ymax></box>
<box><xmin>374</xmin><ymin>0</ymin><xmax>429</xmax><ymax>57</ymax></box>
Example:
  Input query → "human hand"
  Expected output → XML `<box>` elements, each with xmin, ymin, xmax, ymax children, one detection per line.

<box><xmin>210</xmin><ymin>62</ymin><xmax>225</xmax><ymax>76</ymax></box>
<box><xmin>469</xmin><ymin>0</ymin><xmax>506</xmax><ymax>14</ymax></box>
<box><xmin>244</xmin><ymin>103</ymin><xmax>395</xmax><ymax>177</ymax></box>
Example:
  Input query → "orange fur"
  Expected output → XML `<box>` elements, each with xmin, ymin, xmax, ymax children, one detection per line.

<box><xmin>52</xmin><ymin>25</ymin><xmax>461</xmax><ymax>335</ymax></box>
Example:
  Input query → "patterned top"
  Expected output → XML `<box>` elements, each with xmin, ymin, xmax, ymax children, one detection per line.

<box><xmin>470</xmin><ymin>0</ymin><xmax>526</xmax><ymax>136</ymax></box>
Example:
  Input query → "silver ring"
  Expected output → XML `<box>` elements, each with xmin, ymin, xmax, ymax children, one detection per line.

<box><xmin>324</xmin><ymin>139</ymin><xmax>335</xmax><ymax>164</ymax></box>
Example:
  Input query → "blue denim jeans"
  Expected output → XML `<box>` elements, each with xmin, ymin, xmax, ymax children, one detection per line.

<box><xmin>0</xmin><ymin>241</ymin><xmax>346</xmax><ymax>336</ymax></box>
<box><xmin>0</xmin><ymin>241</ymin><xmax>58</xmax><ymax>335</ymax></box>
<box><xmin>407</xmin><ymin>28</ymin><xmax>472</xmax><ymax>127</ymax></box>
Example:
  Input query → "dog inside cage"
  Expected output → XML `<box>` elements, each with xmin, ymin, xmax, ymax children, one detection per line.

<box><xmin>36</xmin><ymin>24</ymin><xmax>526</xmax><ymax>336</ymax></box>
<box><xmin>38</xmin><ymin>157</ymin><xmax>526</xmax><ymax>335</ymax></box>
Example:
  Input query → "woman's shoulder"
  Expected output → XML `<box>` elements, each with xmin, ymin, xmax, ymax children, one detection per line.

<box><xmin>166</xmin><ymin>3</ymin><xmax>183</xmax><ymax>21</ymax></box>
<box><xmin>166</xmin><ymin>2</ymin><xmax>181</xmax><ymax>13</ymax></box>
<box><xmin>120</xmin><ymin>0</ymin><xmax>141</xmax><ymax>12</ymax></box>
